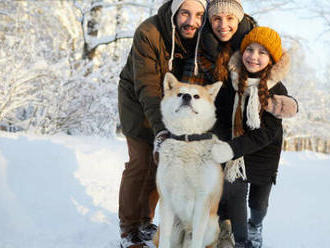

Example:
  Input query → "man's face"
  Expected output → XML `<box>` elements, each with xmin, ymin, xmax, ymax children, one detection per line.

<box><xmin>175</xmin><ymin>0</ymin><xmax>205</xmax><ymax>39</ymax></box>
<box><xmin>210</xmin><ymin>13</ymin><xmax>239</xmax><ymax>42</ymax></box>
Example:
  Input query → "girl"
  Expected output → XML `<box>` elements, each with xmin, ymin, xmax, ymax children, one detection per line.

<box><xmin>212</xmin><ymin>26</ymin><xmax>292</xmax><ymax>248</ymax></box>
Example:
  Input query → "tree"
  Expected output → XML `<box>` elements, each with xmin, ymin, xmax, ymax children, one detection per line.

<box><xmin>281</xmin><ymin>38</ymin><xmax>330</xmax><ymax>152</ymax></box>
<box><xmin>0</xmin><ymin>0</ymin><xmax>163</xmax><ymax>136</ymax></box>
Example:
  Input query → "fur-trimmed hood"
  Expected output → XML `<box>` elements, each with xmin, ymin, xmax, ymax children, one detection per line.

<box><xmin>228</xmin><ymin>50</ymin><xmax>291</xmax><ymax>90</ymax></box>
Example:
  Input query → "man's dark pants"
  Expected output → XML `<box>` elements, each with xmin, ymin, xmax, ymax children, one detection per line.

<box><xmin>119</xmin><ymin>136</ymin><xmax>159</xmax><ymax>233</ymax></box>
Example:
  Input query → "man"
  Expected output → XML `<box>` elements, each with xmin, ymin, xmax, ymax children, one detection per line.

<box><xmin>117</xmin><ymin>0</ymin><xmax>207</xmax><ymax>247</ymax></box>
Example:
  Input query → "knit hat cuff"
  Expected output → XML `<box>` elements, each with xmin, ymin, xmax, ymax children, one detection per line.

<box><xmin>208</xmin><ymin>0</ymin><xmax>244</xmax><ymax>22</ymax></box>
<box><xmin>240</xmin><ymin>27</ymin><xmax>283</xmax><ymax>63</ymax></box>
<box><xmin>171</xmin><ymin>0</ymin><xmax>208</xmax><ymax>17</ymax></box>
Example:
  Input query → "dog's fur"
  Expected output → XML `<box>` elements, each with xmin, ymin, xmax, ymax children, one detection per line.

<box><xmin>155</xmin><ymin>73</ymin><xmax>224</xmax><ymax>248</ymax></box>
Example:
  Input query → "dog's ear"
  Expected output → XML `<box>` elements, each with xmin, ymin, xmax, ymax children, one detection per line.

<box><xmin>163</xmin><ymin>72</ymin><xmax>178</xmax><ymax>92</ymax></box>
<box><xmin>206</xmin><ymin>81</ymin><xmax>222</xmax><ymax>101</ymax></box>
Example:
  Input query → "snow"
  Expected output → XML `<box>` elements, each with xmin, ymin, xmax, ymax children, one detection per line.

<box><xmin>0</xmin><ymin>132</ymin><xmax>329</xmax><ymax>248</ymax></box>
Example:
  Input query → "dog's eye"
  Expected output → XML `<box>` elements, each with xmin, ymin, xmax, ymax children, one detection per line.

<box><xmin>177</xmin><ymin>93</ymin><xmax>183</xmax><ymax>97</ymax></box>
<box><xmin>193</xmin><ymin>94</ymin><xmax>200</xmax><ymax>99</ymax></box>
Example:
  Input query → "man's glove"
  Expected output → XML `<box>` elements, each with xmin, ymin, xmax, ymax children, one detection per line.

<box><xmin>265</xmin><ymin>95</ymin><xmax>298</xmax><ymax>119</ymax></box>
<box><xmin>153</xmin><ymin>130</ymin><xmax>170</xmax><ymax>164</ymax></box>
<box><xmin>211</xmin><ymin>141</ymin><xmax>234</xmax><ymax>164</ymax></box>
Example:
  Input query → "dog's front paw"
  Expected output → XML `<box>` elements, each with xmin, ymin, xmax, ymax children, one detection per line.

<box><xmin>212</xmin><ymin>142</ymin><xmax>234</xmax><ymax>163</ymax></box>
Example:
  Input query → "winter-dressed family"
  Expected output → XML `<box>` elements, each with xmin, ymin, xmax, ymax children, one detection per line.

<box><xmin>118</xmin><ymin>0</ymin><xmax>298</xmax><ymax>248</ymax></box>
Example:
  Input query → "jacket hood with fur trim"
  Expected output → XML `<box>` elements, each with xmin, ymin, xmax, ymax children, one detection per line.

<box><xmin>228</xmin><ymin>50</ymin><xmax>291</xmax><ymax>90</ymax></box>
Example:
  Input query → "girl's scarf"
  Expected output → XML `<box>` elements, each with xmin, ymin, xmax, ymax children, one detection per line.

<box><xmin>225</xmin><ymin>71</ymin><xmax>261</xmax><ymax>182</ymax></box>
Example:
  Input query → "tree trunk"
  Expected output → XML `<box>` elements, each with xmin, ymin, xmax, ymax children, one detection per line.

<box><xmin>83</xmin><ymin>0</ymin><xmax>103</xmax><ymax>60</ymax></box>
<box><xmin>112</xmin><ymin>0</ymin><xmax>123</xmax><ymax>62</ymax></box>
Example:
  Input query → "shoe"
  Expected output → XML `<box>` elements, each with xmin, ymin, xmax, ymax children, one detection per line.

<box><xmin>247</xmin><ymin>220</ymin><xmax>263</xmax><ymax>248</ymax></box>
<box><xmin>217</xmin><ymin>219</ymin><xmax>235</xmax><ymax>248</ymax></box>
<box><xmin>139</xmin><ymin>222</ymin><xmax>158</xmax><ymax>241</ymax></box>
<box><xmin>235</xmin><ymin>241</ymin><xmax>255</xmax><ymax>248</ymax></box>
<box><xmin>235</xmin><ymin>240</ymin><xmax>255</xmax><ymax>248</ymax></box>
<box><xmin>120</xmin><ymin>229</ymin><xmax>148</xmax><ymax>248</ymax></box>
<box><xmin>235</xmin><ymin>241</ymin><xmax>246</xmax><ymax>248</ymax></box>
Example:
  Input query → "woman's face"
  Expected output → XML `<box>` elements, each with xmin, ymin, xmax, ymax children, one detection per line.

<box><xmin>242</xmin><ymin>43</ymin><xmax>271</xmax><ymax>73</ymax></box>
<box><xmin>210</xmin><ymin>13</ymin><xmax>239</xmax><ymax>42</ymax></box>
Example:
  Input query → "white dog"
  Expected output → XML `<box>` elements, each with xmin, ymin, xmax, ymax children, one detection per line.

<box><xmin>155</xmin><ymin>72</ymin><xmax>224</xmax><ymax>248</ymax></box>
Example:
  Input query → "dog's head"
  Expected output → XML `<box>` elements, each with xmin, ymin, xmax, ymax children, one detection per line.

<box><xmin>161</xmin><ymin>72</ymin><xmax>222</xmax><ymax>135</ymax></box>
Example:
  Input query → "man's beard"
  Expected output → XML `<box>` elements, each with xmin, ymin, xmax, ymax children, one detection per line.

<box><xmin>178</xmin><ymin>24</ymin><xmax>199</xmax><ymax>39</ymax></box>
<box><xmin>178</xmin><ymin>28</ymin><xmax>199</xmax><ymax>54</ymax></box>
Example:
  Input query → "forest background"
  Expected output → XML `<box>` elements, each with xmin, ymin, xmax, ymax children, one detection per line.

<box><xmin>0</xmin><ymin>0</ymin><xmax>329</xmax><ymax>153</ymax></box>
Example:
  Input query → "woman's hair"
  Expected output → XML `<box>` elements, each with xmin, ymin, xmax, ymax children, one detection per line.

<box><xmin>233</xmin><ymin>58</ymin><xmax>273</xmax><ymax>136</ymax></box>
<box><xmin>213</xmin><ymin>43</ymin><xmax>232</xmax><ymax>82</ymax></box>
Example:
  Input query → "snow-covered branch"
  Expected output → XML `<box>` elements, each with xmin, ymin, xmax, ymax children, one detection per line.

<box><xmin>90</xmin><ymin>1</ymin><xmax>152</xmax><ymax>10</ymax></box>
<box><xmin>248</xmin><ymin>2</ymin><xmax>294</xmax><ymax>16</ymax></box>
<box><xmin>314</xmin><ymin>8</ymin><xmax>330</xmax><ymax>30</ymax></box>
<box><xmin>89</xmin><ymin>31</ymin><xmax>134</xmax><ymax>50</ymax></box>
<box><xmin>0</xmin><ymin>10</ymin><xmax>9</xmax><ymax>15</ymax></box>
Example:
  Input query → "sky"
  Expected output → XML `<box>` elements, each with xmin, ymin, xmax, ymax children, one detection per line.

<box><xmin>0</xmin><ymin>132</ymin><xmax>329</xmax><ymax>248</ymax></box>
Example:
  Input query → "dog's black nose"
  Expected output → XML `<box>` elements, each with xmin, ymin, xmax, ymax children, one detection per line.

<box><xmin>182</xmin><ymin>94</ymin><xmax>191</xmax><ymax>103</ymax></box>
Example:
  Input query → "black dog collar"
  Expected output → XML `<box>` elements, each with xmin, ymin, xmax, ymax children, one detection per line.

<box><xmin>169</xmin><ymin>132</ymin><xmax>213</xmax><ymax>142</ymax></box>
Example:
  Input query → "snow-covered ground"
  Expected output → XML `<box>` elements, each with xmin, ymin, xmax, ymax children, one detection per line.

<box><xmin>0</xmin><ymin>132</ymin><xmax>329</xmax><ymax>248</ymax></box>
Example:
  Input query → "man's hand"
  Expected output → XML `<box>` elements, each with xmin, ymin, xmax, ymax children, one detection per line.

<box><xmin>153</xmin><ymin>130</ymin><xmax>170</xmax><ymax>164</ymax></box>
<box><xmin>266</xmin><ymin>95</ymin><xmax>298</xmax><ymax>119</ymax></box>
<box><xmin>211</xmin><ymin>141</ymin><xmax>234</xmax><ymax>164</ymax></box>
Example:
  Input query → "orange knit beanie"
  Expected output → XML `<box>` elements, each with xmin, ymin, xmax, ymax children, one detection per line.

<box><xmin>240</xmin><ymin>26</ymin><xmax>283</xmax><ymax>63</ymax></box>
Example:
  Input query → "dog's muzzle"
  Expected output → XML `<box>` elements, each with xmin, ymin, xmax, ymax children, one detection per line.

<box><xmin>175</xmin><ymin>93</ymin><xmax>198</xmax><ymax>114</ymax></box>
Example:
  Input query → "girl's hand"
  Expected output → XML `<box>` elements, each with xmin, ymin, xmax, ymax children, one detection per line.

<box><xmin>266</xmin><ymin>95</ymin><xmax>298</xmax><ymax>118</ymax></box>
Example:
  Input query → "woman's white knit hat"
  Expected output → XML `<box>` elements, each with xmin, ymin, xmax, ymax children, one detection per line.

<box><xmin>208</xmin><ymin>0</ymin><xmax>244</xmax><ymax>22</ymax></box>
<box><xmin>169</xmin><ymin>0</ymin><xmax>208</xmax><ymax>75</ymax></box>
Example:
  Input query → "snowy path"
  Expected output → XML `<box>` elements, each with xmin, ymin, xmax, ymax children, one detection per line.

<box><xmin>0</xmin><ymin>132</ymin><xmax>329</xmax><ymax>248</ymax></box>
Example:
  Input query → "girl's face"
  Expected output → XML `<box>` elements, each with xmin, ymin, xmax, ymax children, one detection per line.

<box><xmin>242</xmin><ymin>43</ymin><xmax>271</xmax><ymax>73</ymax></box>
<box><xmin>210</xmin><ymin>13</ymin><xmax>239</xmax><ymax>42</ymax></box>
